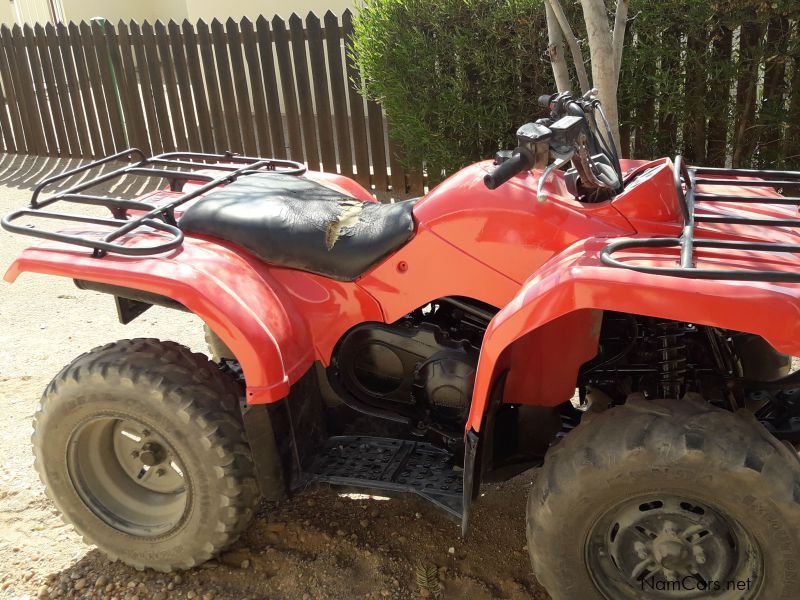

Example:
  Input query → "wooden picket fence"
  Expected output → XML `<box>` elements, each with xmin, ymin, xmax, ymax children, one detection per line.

<box><xmin>0</xmin><ymin>10</ymin><xmax>796</xmax><ymax>194</ymax></box>
<box><xmin>0</xmin><ymin>11</ymin><xmax>422</xmax><ymax>195</ymax></box>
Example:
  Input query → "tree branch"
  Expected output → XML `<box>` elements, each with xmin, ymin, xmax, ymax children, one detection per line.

<box><xmin>612</xmin><ymin>0</ymin><xmax>629</xmax><ymax>86</ymax></box>
<box><xmin>580</xmin><ymin>0</ymin><xmax>620</xmax><ymax>149</ymax></box>
<box><xmin>545</xmin><ymin>1</ymin><xmax>571</xmax><ymax>92</ymax></box>
<box><xmin>545</xmin><ymin>0</ymin><xmax>591</xmax><ymax>94</ymax></box>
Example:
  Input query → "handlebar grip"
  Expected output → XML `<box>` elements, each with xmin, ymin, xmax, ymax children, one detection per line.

<box><xmin>538</xmin><ymin>94</ymin><xmax>555</xmax><ymax>109</ymax></box>
<box><xmin>483</xmin><ymin>150</ymin><xmax>531</xmax><ymax>190</ymax></box>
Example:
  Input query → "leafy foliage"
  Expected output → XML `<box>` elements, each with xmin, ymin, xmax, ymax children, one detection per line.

<box><xmin>351</xmin><ymin>0</ymin><xmax>552</xmax><ymax>179</ymax></box>
<box><xmin>352</xmin><ymin>0</ymin><xmax>800</xmax><ymax>172</ymax></box>
<box><xmin>617</xmin><ymin>0</ymin><xmax>799</xmax><ymax>166</ymax></box>
<box><xmin>414</xmin><ymin>562</ymin><xmax>443</xmax><ymax>598</ymax></box>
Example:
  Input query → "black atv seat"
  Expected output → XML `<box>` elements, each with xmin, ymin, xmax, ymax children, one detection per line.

<box><xmin>180</xmin><ymin>173</ymin><xmax>416</xmax><ymax>281</ymax></box>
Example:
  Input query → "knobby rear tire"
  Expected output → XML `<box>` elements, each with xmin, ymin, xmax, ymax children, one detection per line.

<box><xmin>32</xmin><ymin>338</ymin><xmax>261</xmax><ymax>571</ymax></box>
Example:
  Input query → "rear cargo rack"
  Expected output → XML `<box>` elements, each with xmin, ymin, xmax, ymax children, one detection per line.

<box><xmin>601</xmin><ymin>156</ymin><xmax>800</xmax><ymax>282</ymax></box>
<box><xmin>1</xmin><ymin>148</ymin><xmax>305</xmax><ymax>257</ymax></box>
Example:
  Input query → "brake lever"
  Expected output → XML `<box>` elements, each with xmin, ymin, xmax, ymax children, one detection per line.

<box><xmin>582</xmin><ymin>88</ymin><xmax>600</xmax><ymax>103</ymax></box>
<box><xmin>536</xmin><ymin>151</ymin><xmax>574</xmax><ymax>203</ymax></box>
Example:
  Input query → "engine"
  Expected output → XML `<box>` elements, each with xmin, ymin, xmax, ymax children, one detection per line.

<box><xmin>332</xmin><ymin>298</ymin><xmax>493</xmax><ymax>431</ymax></box>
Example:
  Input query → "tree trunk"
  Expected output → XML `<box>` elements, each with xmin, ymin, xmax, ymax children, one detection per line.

<box><xmin>546</xmin><ymin>0</ymin><xmax>591</xmax><ymax>94</ymax></box>
<box><xmin>611</xmin><ymin>0</ymin><xmax>629</xmax><ymax>88</ymax></box>
<box><xmin>706</xmin><ymin>23</ymin><xmax>733</xmax><ymax>167</ymax></box>
<box><xmin>683</xmin><ymin>29</ymin><xmax>707</xmax><ymax>163</ymax></box>
<box><xmin>580</xmin><ymin>0</ymin><xmax>621</xmax><ymax>149</ymax></box>
<box><xmin>732</xmin><ymin>22</ymin><xmax>764</xmax><ymax>168</ymax></box>
<box><xmin>618</xmin><ymin>25</ymin><xmax>634</xmax><ymax>158</ymax></box>
<box><xmin>545</xmin><ymin>1</ymin><xmax>571</xmax><ymax>93</ymax></box>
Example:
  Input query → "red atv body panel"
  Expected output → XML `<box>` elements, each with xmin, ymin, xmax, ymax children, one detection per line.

<box><xmin>5</xmin><ymin>233</ymin><xmax>403</xmax><ymax>404</ymax></box>
<box><xmin>6</xmin><ymin>160</ymin><xmax>800</xmax><ymax>436</ymax></box>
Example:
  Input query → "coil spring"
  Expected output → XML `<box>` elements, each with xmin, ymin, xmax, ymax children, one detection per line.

<box><xmin>655</xmin><ymin>321</ymin><xmax>687</xmax><ymax>398</ymax></box>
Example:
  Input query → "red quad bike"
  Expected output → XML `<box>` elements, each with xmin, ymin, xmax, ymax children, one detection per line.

<box><xmin>4</xmin><ymin>90</ymin><xmax>800</xmax><ymax>600</ymax></box>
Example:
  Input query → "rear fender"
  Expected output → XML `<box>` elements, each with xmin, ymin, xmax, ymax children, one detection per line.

<box><xmin>304</xmin><ymin>170</ymin><xmax>376</xmax><ymax>202</ymax></box>
<box><xmin>4</xmin><ymin>238</ymin><xmax>315</xmax><ymax>404</ymax></box>
<box><xmin>467</xmin><ymin>237</ymin><xmax>800</xmax><ymax>432</ymax></box>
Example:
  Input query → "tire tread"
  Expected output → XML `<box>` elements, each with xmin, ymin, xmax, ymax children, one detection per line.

<box><xmin>32</xmin><ymin>338</ymin><xmax>261</xmax><ymax>572</ymax></box>
<box><xmin>527</xmin><ymin>397</ymin><xmax>800</xmax><ymax>599</ymax></box>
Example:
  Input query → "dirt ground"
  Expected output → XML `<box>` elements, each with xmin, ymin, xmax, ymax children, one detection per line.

<box><xmin>0</xmin><ymin>154</ymin><xmax>549</xmax><ymax>600</ymax></box>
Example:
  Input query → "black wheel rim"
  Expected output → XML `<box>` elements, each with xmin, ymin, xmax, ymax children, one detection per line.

<box><xmin>66</xmin><ymin>415</ymin><xmax>190</xmax><ymax>537</ymax></box>
<box><xmin>586</xmin><ymin>494</ymin><xmax>762</xmax><ymax>599</ymax></box>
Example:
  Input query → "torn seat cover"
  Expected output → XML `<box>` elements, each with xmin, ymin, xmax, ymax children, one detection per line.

<box><xmin>180</xmin><ymin>173</ymin><xmax>416</xmax><ymax>280</ymax></box>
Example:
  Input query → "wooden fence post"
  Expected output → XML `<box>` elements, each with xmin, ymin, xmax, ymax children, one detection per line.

<box><xmin>128</xmin><ymin>20</ymin><xmax>163</xmax><ymax>155</ymax></box>
<box><xmin>155</xmin><ymin>20</ymin><xmax>189</xmax><ymax>151</ymax></box>
<box><xmin>0</xmin><ymin>26</ymin><xmax>22</xmax><ymax>153</ymax></box>
<box><xmin>323</xmin><ymin>11</ymin><xmax>353</xmax><ymax>179</ymax></box>
<box><xmin>255</xmin><ymin>15</ymin><xmax>286</xmax><ymax>159</ymax></box>
<box><xmin>240</xmin><ymin>17</ymin><xmax>272</xmax><ymax>156</ymax></box>
<box><xmin>226</xmin><ymin>17</ymin><xmax>258</xmax><ymax>156</ymax></box>
<box><xmin>342</xmin><ymin>10</ymin><xmax>371</xmax><ymax>189</ymax></box>
<box><xmin>306</xmin><ymin>12</ymin><xmax>337</xmax><ymax>173</ymax></box>
<box><xmin>180</xmin><ymin>19</ymin><xmax>214</xmax><ymax>154</ymax></box>
<box><xmin>272</xmin><ymin>14</ymin><xmax>304</xmax><ymax>163</ymax></box>
<box><xmin>117</xmin><ymin>20</ymin><xmax>151</xmax><ymax>154</ymax></box>
<box><xmin>195</xmin><ymin>19</ymin><xmax>227</xmax><ymax>153</ymax></box>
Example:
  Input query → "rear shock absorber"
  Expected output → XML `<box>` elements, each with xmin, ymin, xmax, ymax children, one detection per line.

<box><xmin>656</xmin><ymin>321</ymin><xmax>687</xmax><ymax>398</ymax></box>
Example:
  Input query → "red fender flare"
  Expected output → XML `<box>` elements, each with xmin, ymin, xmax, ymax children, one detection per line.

<box><xmin>4</xmin><ymin>238</ymin><xmax>314</xmax><ymax>404</ymax></box>
<box><xmin>467</xmin><ymin>237</ymin><xmax>800</xmax><ymax>432</ymax></box>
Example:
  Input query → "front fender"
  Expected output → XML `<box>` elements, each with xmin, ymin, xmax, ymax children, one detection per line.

<box><xmin>4</xmin><ymin>238</ymin><xmax>315</xmax><ymax>404</ymax></box>
<box><xmin>467</xmin><ymin>237</ymin><xmax>800</xmax><ymax>432</ymax></box>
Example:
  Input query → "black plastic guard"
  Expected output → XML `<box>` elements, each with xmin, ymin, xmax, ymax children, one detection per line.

<box><xmin>304</xmin><ymin>436</ymin><xmax>464</xmax><ymax>519</ymax></box>
<box><xmin>462</xmin><ymin>429</ymin><xmax>480</xmax><ymax>536</ymax></box>
<box><xmin>241</xmin><ymin>403</ymin><xmax>286</xmax><ymax>502</ymax></box>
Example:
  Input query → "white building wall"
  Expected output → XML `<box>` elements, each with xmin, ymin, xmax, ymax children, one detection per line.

<box><xmin>0</xmin><ymin>1</ymin><xmax>18</xmax><ymax>26</ymax></box>
<box><xmin>59</xmin><ymin>0</ymin><xmax>188</xmax><ymax>24</ymax></box>
<box><xmin>185</xmin><ymin>0</ymin><xmax>354</xmax><ymax>21</ymax></box>
<box><xmin>1</xmin><ymin>0</ymin><xmax>352</xmax><ymax>26</ymax></box>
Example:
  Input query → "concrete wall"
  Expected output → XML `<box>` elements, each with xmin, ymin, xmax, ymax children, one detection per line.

<box><xmin>0</xmin><ymin>1</ymin><xmax>17</xmax><ymax>26</ymax></box>
<box><xmin>7</xmin><ymin>0</ymin><xmax>54</xmax><ymax>25</ymax></box>
<box><xmin>184</xmin><ymin>0</ymin><xmax>354</xmax><ymax>21</ymax></box>
<box><xmin>1</xmin><ymin>0</ymin><xmax>356</xmax><ymax>27</ymax></box>
<box><xmin>59</xmin><ymin>0</ymin><xmax>189</xmax><ymax>24</ymax></box>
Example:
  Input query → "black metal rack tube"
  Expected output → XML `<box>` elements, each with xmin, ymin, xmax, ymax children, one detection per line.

<box><xmin>600</xmin><ymin>156</ymin><xmax>800</xmax><ymax>283</ymax></box>
<box><xmin>1</xmin><ymin>150</ymin><xmax>306</xmax><ymax>258</ymax></box>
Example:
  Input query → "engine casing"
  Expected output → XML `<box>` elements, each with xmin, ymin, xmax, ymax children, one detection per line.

<box><xmin>336</xmin><ymin>321</ymin><xmax>478</xmax><ymax>423</ymax></box>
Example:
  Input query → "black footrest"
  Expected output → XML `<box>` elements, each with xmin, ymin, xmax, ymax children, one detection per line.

<box><xmin>304</xmin><ymin>436</ymin><xmax>463</xmax><ymax>518</ymax></box>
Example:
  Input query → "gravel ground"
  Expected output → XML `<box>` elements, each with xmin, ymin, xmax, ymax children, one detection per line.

<box><xmin>0</xmin><ymin>153</ymin><xmax>549</xmax><ymax>600</ymax></box>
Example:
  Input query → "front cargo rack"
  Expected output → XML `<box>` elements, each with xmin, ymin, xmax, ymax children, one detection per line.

<box><xmin>1</xmin><ymin>148</ymin><xmax>305</xmax><ymax>257</ymax></box>
<box><xmin>601</xmin><ymin>156</ymin><xmax>800</xmax><ymax>282</ymax></box>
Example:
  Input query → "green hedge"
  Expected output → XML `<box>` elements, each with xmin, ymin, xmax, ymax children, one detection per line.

<box><xmin>351</xmin><ymin>0</ymin><xmax>551</xmax><ymax>179</ymax></box>
<box><xmin>352</xmin><ymin>0</ymin><xmax>800</xmax><ymax>174</ymax></box>
<box><xmin>617</xmin><ymin>0</ymin><xmax>799</xmax><ymax>167</ymax></box>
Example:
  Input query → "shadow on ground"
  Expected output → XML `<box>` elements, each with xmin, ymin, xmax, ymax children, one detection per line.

<box><xmin>0</xmin><ymin>152</ymin><xmax>165</xmax><ymax>198</ymax></box>
<box><xmin>33</xmin><ymin>481</ymin><xmax>548</xmax><ymax>600</ymax></box>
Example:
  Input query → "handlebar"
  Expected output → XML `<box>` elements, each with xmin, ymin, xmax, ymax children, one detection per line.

<box><xmin>483</xmin><ymin>149</ymin><xmax>532</xmax><ymax>190</ymax></box>
<box><xmin>484</xmin><ymin>90</ymin><xmax>623</xmax><ymax>197</ymax></box>
<box><xmin>538</xmin><ymin>94</ymin><xmax>555</xmax><ymax>110</ymax></box>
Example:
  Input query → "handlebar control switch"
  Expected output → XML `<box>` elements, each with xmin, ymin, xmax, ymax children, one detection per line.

<box><xmin>516</xmin><ymin>122</ymin><xmax>552</xmax><ymax>145</ymax></box>
<box><xmin>516</xmin><ymin>122</ymin><xmax>552</xmax><ymax>171</ymax></box>
<box><xmin>549</xmin><ymin>115</ymin><xmax>585</xmax><ymax>154</ymax></box>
